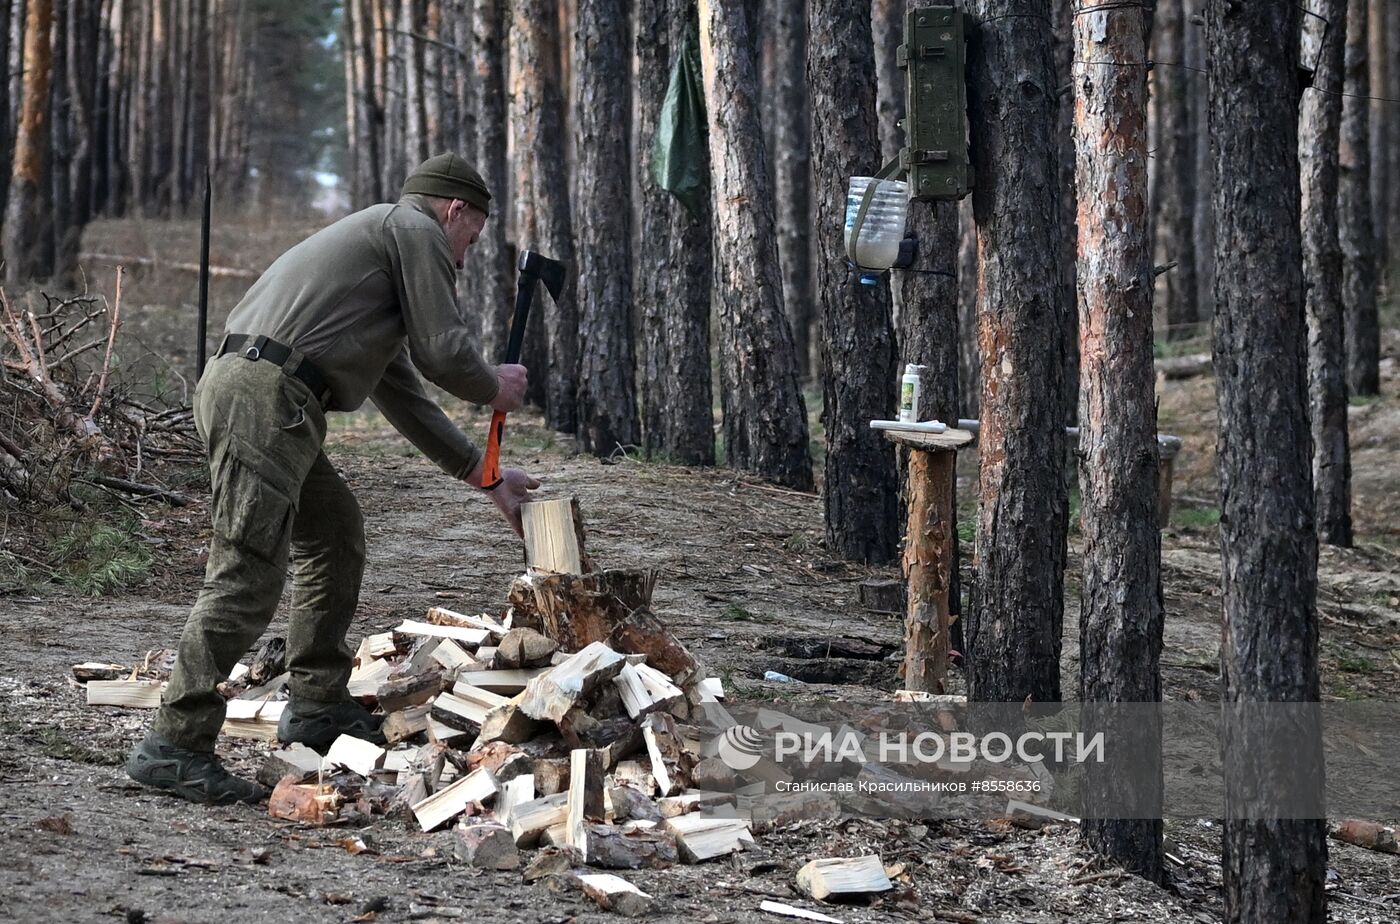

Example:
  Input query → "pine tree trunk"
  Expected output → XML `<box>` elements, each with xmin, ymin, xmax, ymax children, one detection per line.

<box><xmin>1385</xmin><ymin>1</ymin><xmax>1400</xmax><ymax>276</ymax></box>
<box><xmin>871</xmin><ymin>0</ymin><xmax>903</xmax><ymax>163</ymax></box>
<box><xmin>1072</xmin><ymin>2</ymin><xmax>1164</xmax><ymax>882</ymax></box>
<box><xmin>1154</xmin><ymin>0</ymin><xmax>1198</xmax><ymax>340</ymax></box>
<box><xmin>1301</xmin><ymin>0</ymin><xmax>1353</xmax><ymax>548</ymax></box>
<box><xmin>696</xmin><ymin>0</ymin><xmax>813</xmax><ymax>490</ymax></box>
<box><xmin>809</xmin><ymin>0</ymin><xmax>898</xmax><ymax>562</ymax></box>
<box><xmin>1367</xmin><ymin>0</ymin><xmax>1387</xmax><ymax>265</ymax></box>
<box><xmin>0</xmin><ymin>0</ymin><xmax>13</xmax><ymax>212</ymax></box>
<box><xmin>66</xmin><ymin>0</ymin><xmax>95</xmax><ymax>231</ymax></box>
<box><xmin>510</xmin><ymin>0</ymin><xmax>578</xmax><ymax>430</ymax></box>
<box><xmin>899</xmin><ymin>207</ymin><xmax>959</xmax><ymax>425</ymax></box>
<box><xmin>635</xmin><ymin>0</ymin><xmax>714</xmax><ymax>465</ymax></box>
<box><xmin>1207</xmin><ymin>2</ymin><xmax>1327</xmax><ymax>921</ymax></box>
<box><xmin>402</xmin><ymin>0</ymin><xmax>426</xmax><ymax>164</ymax></box>
<box><xmin>573</xmin><ymin>0</ymin><xmax>638</xmax><ymax>454</ymax></box>
<box><xmin>964</xmin><ymin>0</ymin><xmax>1068</xmax><ymax>704</ymax></box>
<box><xmin>471</xmin><ymin>0</ymin><xmax>511</xmax><ymax>360</ymax></box>
<box><xmin>957</xmin><ymin>197</ymin><xmax>979</xmax><ymax>418</ymax></box>
<box><xmin>49</xmin><ymin>0</ymin><xmax>70</xmax><ymax>276</ymax></box>
<box><xmin>1186</xmin><ymin>0</ymin><xmax>1214</xmax><ymax>316</ymax></box>
<box><xmin>1340</xmin><ymin>0</ymin><xmax>1379</xmax><ymax>396</ymax></box>
<box><xmin>768</xmin><ymin>0</ymin><xmax>813</xmax><ymax>381</ymax></box>
<box><xmin>1050</xmin><ymin>0</ymin><xmax>1077</xmax><ymax>423</ymax></box>
<box><xmin>3</xmin><ymin>0</ymin><xmax>54</xmax><ymax>283</ymax></box>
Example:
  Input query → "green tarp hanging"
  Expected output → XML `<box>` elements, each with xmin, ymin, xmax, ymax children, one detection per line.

<box><xmin>650</xmin><ymin>26</ymin><xmax>709</xmax><ymax>218</ymax></box>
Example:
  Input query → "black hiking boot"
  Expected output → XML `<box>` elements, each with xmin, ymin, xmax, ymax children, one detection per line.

<box><xmin>277</xmin><ymin>698</ymin><xmax>385</xmax><ymax>752</ymax></box>
<box><xmin>126</xmin><ymin>735</ymin><xmax>267</xmax><ymax>805</ymax></box>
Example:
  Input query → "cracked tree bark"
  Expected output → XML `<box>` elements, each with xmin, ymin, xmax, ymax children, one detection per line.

<box><xmin>1208</xmin><ymin>2</ymin><xmax>1327</xmax><ymax>921</ymax></box>
<box><xmin>963</xmin><ymin>0</ymin><xmax>1068</xmax><ymax>705</ymax></box>
<box><xmin>1071</xmin><ymin>2</ymin><xmax>1164</xmax><ymax>883</ymax></box>
<box><xmin>573</xmin><ymin>0</ymin><xmax>638</xmax><ymax>455</ymax></box>
<box><xmin>510</xmin><ymin>0</ymin><xmax>578</xmax><ymax>430</ymax></box>
<box><xmin>695</xmin><ymin>0</ymin><xmax>813</xmax><ymax>490</ymax></box>
<box><xmin>635</xmin><ymin>0</ymin><xmax>714</xmax><ymax>465</ymax></box>
<box><xmin>1300</xmin><ymin>0</ymin><xmax>1353</xmax><ymax>548</ymax></box>
<box><xmin>809</xmin><ymin>0</ymin><xmax>899</xmax><ymax>563</ymax></box>
<box><xmin>1340</xmin><ymin>0</ymin><xmax>1379</xmax><ymax>396</ymax></box>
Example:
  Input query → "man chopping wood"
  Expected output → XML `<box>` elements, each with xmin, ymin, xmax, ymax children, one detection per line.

<box><xmin>126</xmin><ymin>154</ymin><xmax>538</xmax><ymax>805</ymax></box>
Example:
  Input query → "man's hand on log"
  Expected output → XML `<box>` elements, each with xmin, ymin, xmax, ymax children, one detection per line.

<box><xmin>487</xmin><ymin>466</ymin><xmax>541</xmax><ymax>536</ymax></box>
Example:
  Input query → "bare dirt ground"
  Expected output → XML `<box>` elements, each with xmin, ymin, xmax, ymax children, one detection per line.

<box><xmin>1</xmin><ymin>222</ymin><xmax>1396</xmax><ymax>922</ymax></box>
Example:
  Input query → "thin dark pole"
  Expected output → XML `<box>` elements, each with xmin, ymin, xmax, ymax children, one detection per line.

<box><xmin>197</xmin><ymin>168</ymin><xmax>212</xmax><ymax>377</ymax></box>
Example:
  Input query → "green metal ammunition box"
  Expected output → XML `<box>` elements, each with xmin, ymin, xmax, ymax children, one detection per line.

<box><xmin>899</xmin><ymin>5</ymin><xmax>972</xmax><ymax>201</ymax></box>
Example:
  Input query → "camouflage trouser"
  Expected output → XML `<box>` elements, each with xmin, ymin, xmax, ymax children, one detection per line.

<box><xmin>154</xmin><ymin>353</ymin><xmax>366</xmax><ymax>751</ymax></box>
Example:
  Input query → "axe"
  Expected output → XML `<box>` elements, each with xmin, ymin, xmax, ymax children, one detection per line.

<box><xmin>481</xmin><ymin>249</ymin><xmax>565</xmax><ymax>490</ymax></box>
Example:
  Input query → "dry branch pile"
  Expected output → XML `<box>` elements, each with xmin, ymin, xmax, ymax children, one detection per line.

<box><xmin>0</xmin><ymin>275</ymin><xmax>200</xmax><ymax>509</ymax></box>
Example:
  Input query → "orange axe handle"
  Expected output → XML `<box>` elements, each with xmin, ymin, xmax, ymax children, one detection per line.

<box><xmin>481</xmin><ymin>409</ymin><xmax>508</xmax><ymax>490</ymax></box>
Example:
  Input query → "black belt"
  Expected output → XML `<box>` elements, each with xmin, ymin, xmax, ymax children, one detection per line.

<box><xmin>217</xmin><ymin>333</ymin><xmax>332</xmax><ymax>407</ymax></box>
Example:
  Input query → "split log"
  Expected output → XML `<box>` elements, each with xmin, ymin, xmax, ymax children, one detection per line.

<box><xmin>431</xmin><ymin>690</ymin><xmax>494</xmax><ymax>733</ymax></box>
<box><xmin>606</xmin><ymin>609</ymin><xmax>705</xmax><ymax>688</ymax></box>
<box><xmin>477</xmin><ymin>694</ymin><xmax>545</xmax><ymax>744</ymax></box>
<box><xmin>456</xmin><ymin>668</ymin><xmax>545</xmax><ymax>694</ymax></box>
<box><xmin>257</xmin><ymin>744</ymin><xmax>326</xmax><ymax>788</ymax></box>
<box><xmin>268</xmin><ymin>776</ymin><xmax>342</xmax><ymax>826</ymax></box>
<box><xmin>758</xmin><ymin>901</ymin><xmax>843</xmax><ymax>923</ymax></box>
<box><xmin>383</xmin><ymin>703</ymin><xmax>433</xmax><ymax>744</ymax></box>
<box><xmin>496</xmin><ymin>773</ymin><xmax>537</xmax><ymax>827</ymax></box>
<box><xmin>325</xmin><ymin>735</ymin><xmax>385</xmax><ymax>777</ymax></box>
<box><xmin>566</xmin><ymin>749</ymin><xmax>605</xmax><ymax>860</ymax></box>
<box><xmin>510</xmin><ymin>792</ymin><xmax>569</xmax><ymax>846</ymax></box>
<box><xmin>584</xmin><ymin>823</ymin><xmax>678</xmax><ymax>870</ymax></box>
<box><xmin>496</xmin><ymin>627</ymin><xmax>560</xmax><ymax>668</ymax></box>
<box><xmin>376</xmin><ymin>670</ymin><xmax>443</xmax><ymax>712</ymax></box>
<box><xmin>431</xmin><ymin>639</ymin><xmax>481</xmax><ymax>673</ymax></box>
<box><xmin>607</xmin><ymin>784</ymin><xmax>663</xmax><ymax>823</ymax></box>
<box><xmin>658</xmin><ymin>790</ymin><xmax>735</xmax><ymax>818</ymax></box>
<box><xmin>663</xmin><ymin>813</ymin><xmax>754</xmax><ymax>863</ymax></box>
<box><xmin>248</xmin><ymin>637</ymin><xmax>287</xmax><ymax>686</ymax></box>
<box><xmin>71</xmin><ymin>662</ymin><xmax>127</xmax><ymax>683</ymax></box>
<box><xmin>519</xmin><ymin>642</ymin><xmax>627</xmax><ymax>723</ymax></box>
<box><xmin>86</xmin><ymin>680</ymin><xmax>164</xmax><ymax>707</ymax></box>
<box><xmin>411</xmin><ymin>766</ymin><xmax>498</xmax><ymax>831</ymax></box>
<box><xmin>613</xmin><ymin>662</ymin><xmax>685</xmax><ymax>719</ymax></box>
<box><xmin>222</xmin><ymin>698</ymin><xmax>287</xmax><ymax>741</ymax></box>
<box><xmin>355</xmin><ymin>632</ymin><xmax>399</xmax><ymax>664</ymax></box>
<box><xmin>346</xmin><ymin>658</ymin><xmax>393</xmax><ymax>699</ymax></box>
<box><xmin>521</xmin><ymin>497</ymin><xmax>592</xmax><ymax>573</ymax></box>
<box><xmin>642</xmin><ymin>713</ymin><xmax>695</xmax><ymax>797</ymax></box>
<box><xmin>795</xmin><ymin>855</ymin><xmax>893</xmax><ymax>901</ymax></box>
<box><xmin>454</xmin><ymin>821</ymin><xmax>521</xmax><ymax>869</ymax></box>
<box><xmin>425</xmin><ymin>606</ymin><xmax>508</xmax><ymax>637</ymax></box>
<box><xmin>1331</xmin><ymin>819</ymin><xmax>1399</xmax><ymax>854</ymax></box>
<box><xmin>576</xmin><ymin>872</ymin><xmax>656</xmax><ymax>917</ymax></box>
<box><xmin>396</xmin><ymin>618</ymin><xmax>490</xmax><ymax>647</ymax></box>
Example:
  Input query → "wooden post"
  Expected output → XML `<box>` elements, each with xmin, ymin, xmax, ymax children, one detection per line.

<box><xmin>883</xmin><ymin>427</ymin><xmax>974</xmax><ymax>693</ymax></box>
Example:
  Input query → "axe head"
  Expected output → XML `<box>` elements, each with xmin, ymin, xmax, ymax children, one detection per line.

<box><xmin>517</xmin><ymin>250</ymin><xmax>566</xmax><ymax>302</ymax></box>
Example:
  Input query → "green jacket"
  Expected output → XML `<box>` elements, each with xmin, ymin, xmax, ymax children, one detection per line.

<box><xmin>224</xmin><ymin>195</ymin><xmax>499</xmax><ymax>479</ymax></box>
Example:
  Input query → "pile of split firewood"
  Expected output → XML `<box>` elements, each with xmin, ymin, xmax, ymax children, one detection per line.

<box><xmin>77</xmin><ymin>498</ymin><xmax>909</xmax><ymax>916</ymax></box>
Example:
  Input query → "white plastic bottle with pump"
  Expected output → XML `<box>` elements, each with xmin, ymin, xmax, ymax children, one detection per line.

<box><xmin>899</xmin><ymin>364</ymin><xmax>925</xmax><ymax>423</ymax></box>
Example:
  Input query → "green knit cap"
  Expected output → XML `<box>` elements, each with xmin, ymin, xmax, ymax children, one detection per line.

<box><xmin>402</xmin><ymin>153</ymin><xmax>492</xmax><ymax>216</ymax></box>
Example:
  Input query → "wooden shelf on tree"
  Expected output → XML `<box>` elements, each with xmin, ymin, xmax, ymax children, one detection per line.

<box><xmin>878</xmin><ymin>427</ymin><xmax>975</xmax><ymax>452</ymax></box>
